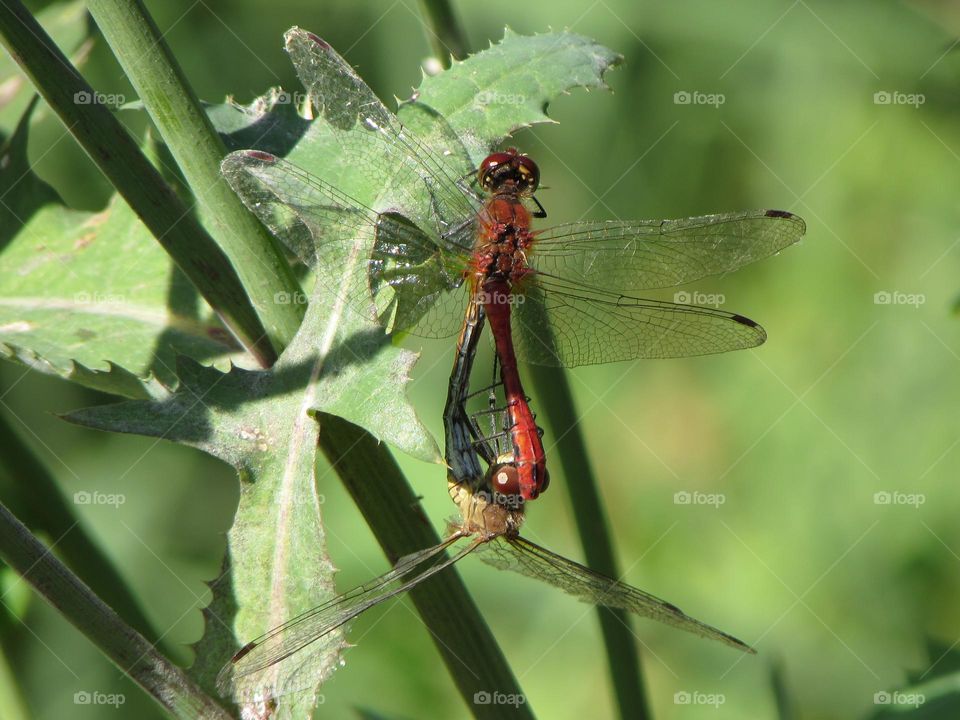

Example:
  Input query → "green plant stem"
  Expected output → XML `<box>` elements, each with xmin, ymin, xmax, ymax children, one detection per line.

<box><xmin>0</xmin><ymin>500</ymin><xmax>231</xmax><ymax>719</ymax></box>
<box><xmin>86</xmin><ymin>0</ymin><xmax>304</xmax><ymax>354</ymax></box>
<box><xmin>418</xmin><ymin>0</ymin><xmax>469</xmax><ymax>65</ymax></box>
<box><xmin>529</xmin><ymin>366</ymin><xmax>650</xmax><ymax>720</ymax></box>
<box><xmin>0</xmin><ymin>412</ymin><xmax>169</xmax><ymax>651</ymax></box>
<box><xmin>318</xmin><ymin>415</ymin><xmax>533</xmax><ymax>720</ymax></box>
<box><xmin>0</xmin><ymin>0</ymin><xmax>277</xmax><ymax>367</ymax></box>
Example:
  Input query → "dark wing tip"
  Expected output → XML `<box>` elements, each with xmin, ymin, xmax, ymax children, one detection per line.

<box><xmin>232</xmin><ymin>640</ymin><xmax>257</xmax><ymax>662</ymax></box>
<box><xmin>242</xmin><ymin>149</ymin><xmax>277</xmax><ymax>163</ymax></box>
<box><xmin>306</xmin><ymin>32</ymin><xmax>330</xmax><ymax>49</ymax></box>
<box><xmin>764</xmin><ymin>209</ymin><xmax>807</xmax><ymax>237</ymax></box>
<box><xmin>731</xmin><ymin>314</ymin><xmax>760</xmax><ymax>329</ymax></box>
<box><xmin>720</xmin><ymin>630</ymin><xmax>757</xmax><ymax>654</ymax></box>
<box><xmin>764</xmin><ymin>209</ymin><xmax>794</xmax><ymax>219</ymax></box>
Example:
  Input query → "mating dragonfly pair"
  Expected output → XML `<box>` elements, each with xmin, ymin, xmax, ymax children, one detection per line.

<box><xmin>216</xmin><ymin>33</ymin><xmax>805</xmax><ymax>705</ymax></box>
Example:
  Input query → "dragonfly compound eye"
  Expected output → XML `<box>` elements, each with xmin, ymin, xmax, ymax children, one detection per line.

<box><xmin>478</xmin><ymin>152</ymin><xmax>514</xmax><ymax>192</ymax></box>
<box><xmin>514</xmin><ymin>155</ymin><xmax>540</xmax><ymax>194</ymax></box>
<box><xmin>489</xmin><ymin>463</ymin><xmax>521</xmax><ymax>497</ymax></box>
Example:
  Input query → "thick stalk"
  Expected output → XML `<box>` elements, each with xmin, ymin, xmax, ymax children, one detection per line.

<box><xmin>0</xmin><ymin>500</ymin><xmax>230</xmax><ymax>719</ymax></box>
<box><xmin>0</xmin><ymin>0</ymin><xmax>278</xmax><ymax>366</ymax></box>
<box><xmin>0</xmin><ymin>413</ymin><xmax>165</xmax><ymax>650</ymax></box>
<box><xmin>86</xmin><ymin>0</ymin><xmax>304</xmax><ymax>354</ymax></box>
<box><xmin>418</xmin><ymin>0</ymin><xmax>469</xmax><ymax>66</ymax></box>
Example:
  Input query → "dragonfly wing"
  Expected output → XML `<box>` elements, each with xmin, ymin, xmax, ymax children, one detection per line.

<box><xmin>511</xmin><ymin>275</ymin><xmax>765</xmax><ymax>366</ymax></box>
<box><xmin>386</xmin><ymin>277</ymin><xmax>471</xmax><ymax>340</ymax></box>
<box><xmin>479</xmin><ymin>535</ymin><xmax>754</xmax><ymax>653</ymax></box>
<box><xmin>223</xmin><ymin>151</ymin><xmax>467</xmax><ymax>337</ymax></box>
<box><xmin>530</xmin><ymin>210</ymin><xmax>804</xmax><ymax>291</ymax></box>
<box><xmin>284</xmin><ymin>30</ymin><xmax>482</xmax><ymax>247</ymax></box>
<box><xmin>217</xmin><ymin>533</ymin><xmax>477</xmax><ymax>703</ymax></box>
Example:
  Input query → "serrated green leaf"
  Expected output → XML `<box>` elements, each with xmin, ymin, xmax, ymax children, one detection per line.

<box><xmin>398</xmin><ymin>28</ymin><xmax>622</xmax><ymax>163</ymax></box>
<box><xmin>0</xmin><ymin>101</ymin><xmax>240</xmax><ymax>396</ymax></box>
<box><xmin>65</xmin><ymin>247</ymin><xmax>437</xmax><ymax>714</ymax></box>
<box><xmin>65</xmin><ymin>81</ymin><xmax>440</xmax><ymax>707</ymax></box>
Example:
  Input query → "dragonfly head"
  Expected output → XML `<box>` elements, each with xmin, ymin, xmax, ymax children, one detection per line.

<box><xmin>487</xmin><ymin>460</ymin><xmax>548</xmax><ymax>506</ymax></box>
<box><xmin>489</xmin><ymin>462</ymin><xmax>521</xmax><ymax>497</ymax></box>
<box><xmin>478</xmin><ymin>148</ymin><xmax>540</xmax><ymax>196</ymax></box>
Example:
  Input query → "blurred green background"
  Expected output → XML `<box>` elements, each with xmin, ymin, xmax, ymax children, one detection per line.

<box><xmin>2</xmin><ymin>0</ymin><xmax>960</xmax><ymax>718</ymax></box>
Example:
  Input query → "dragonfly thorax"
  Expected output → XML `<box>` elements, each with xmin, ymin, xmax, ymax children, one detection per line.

<box><xmin>475</xmin><ymin>197</ymin><xmax>535</xmax><ymax>285</ymax></box>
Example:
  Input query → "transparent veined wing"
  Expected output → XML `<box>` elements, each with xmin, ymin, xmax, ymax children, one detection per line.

<box><xmin>217</xmin><ymin>532</ymin><xmax>478</xmax><ymax>702</ymax></box>
<box><xmin>529</xmin><ymin>210</ymin><xmax>804</xmax><ymax>291</ymax></box>
<box><xmin>223</xmin><ymin>150</ymin><xmax>470</xmax><ymax>339</ymax></box>
<box><xmin>510</xmin><ymin>274</ymin><xmax>767</xmax><ymax>366</ymax></box>
<box><xmin>283</xmin><ymin>29</ymin><xmax>482</xmax><ymax>246</ymax></box>
<box><xmin>480</xmin><ymin>535</ymin><xmax>754</xmax><ymax>653</ymax></box>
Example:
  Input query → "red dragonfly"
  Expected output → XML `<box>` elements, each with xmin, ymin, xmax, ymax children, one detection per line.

<box><xmin>224</xmin><ymin>36</ymin><xmax>805</xmax><ymax>505</ymax></box>
<box><xmin>216</xmin><ymin>34</ymin><xmax>795</xmax><ymax>703</ymax></box>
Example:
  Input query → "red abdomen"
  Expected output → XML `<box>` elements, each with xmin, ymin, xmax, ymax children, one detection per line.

<box><xmin>482</xmin><ymin>278</ymin><xmax>548</xmax><ymax>500</ymax></box>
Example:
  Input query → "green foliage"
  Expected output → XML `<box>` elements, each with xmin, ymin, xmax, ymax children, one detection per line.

<box><xmin>0</xmin><ymin>101</ymin><xmax>234</xmax><ymax>396</ymax></box>
<box><xmin>866</xmin><ymin>640</ymin><xmax>960</xmax><ymax>719</ymax></box>
<box><xmin>400</xmin><ymin>28</ymin><xmax>621</xmax><ymax>164</ymax></box>
<box><xmin>43</xmin><ymin>25</ymin><xmax>618</xmax><ymax>717</ymax></box>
